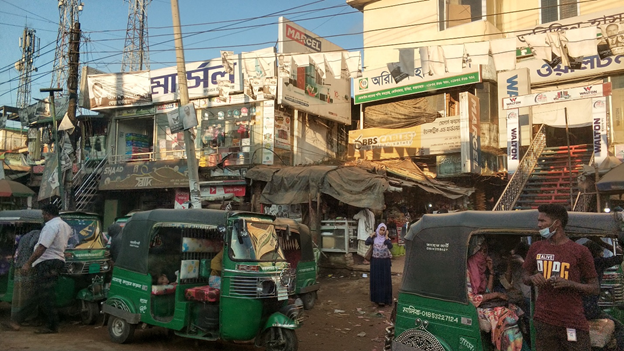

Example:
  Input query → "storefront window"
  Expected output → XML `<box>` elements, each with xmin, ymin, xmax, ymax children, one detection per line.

<box><xmin>155</xmin><ymin>113</ymin><xmax>186</xmax><ymax>160</ymax></box>
<box><xmin>199</xmin><ymin>103</ymin><xmax>258</xmax><ymax>167</ymax></box>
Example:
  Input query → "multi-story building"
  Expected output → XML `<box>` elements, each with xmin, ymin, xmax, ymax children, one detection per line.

<box><xmin>348</xmin><ymin>0</ymin><xmax>624</xmax><ymax>211</ymax></box>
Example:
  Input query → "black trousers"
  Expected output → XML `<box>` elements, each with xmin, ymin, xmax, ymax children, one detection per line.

<box><xmin>34</xmin><ymin>259</ymin><xmax>64</xmax><ymax>331</ymax></box>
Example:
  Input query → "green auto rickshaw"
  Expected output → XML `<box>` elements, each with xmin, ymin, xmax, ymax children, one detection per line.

<box><xmin>275</xmin><ymin>218</ymin><xmax>319</xmax><ymax>310</ymax></box>
<box><xmin>388</xmin><ymin>210</ymin><xmax>624</xmax><ymax>351</ymax></box>
<box><xmin>0</xmin><ymin>209</ymin><xmax>111</xmax><ymax>324</ymax></box>
<box><xmin>102</xmin><ymin>209</ymin><xmax>301</xmax><ymax>350</ymax></box>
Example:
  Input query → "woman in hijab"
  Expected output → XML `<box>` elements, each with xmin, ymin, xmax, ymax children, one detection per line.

<box><xmin>365</xmin><ymin>223</ymin><xmax>393</xmax><ymax>307</ymax></box>
<box><xmin>467</xmin><ymin>236</ymin><xmax>523</xmax><ymax>351</ymax></box>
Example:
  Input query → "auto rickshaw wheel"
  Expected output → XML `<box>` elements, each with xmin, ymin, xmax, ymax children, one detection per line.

<box><xmin>80</xmin><ymin>301</ymin><xmax>100</xmax><ymax>325</ymax></box>
<box><xmin>301</xmin><ymin>292</ymin><xmax>317</xmax><ymax>310</ymax></box>
<box><xmin>265</xmin><ymin>327</ymin><xmax>298</xmax><ymax>351</ymax></box>
<box><xmin>107</xmin><ymin>315</ymin><xmax>135</xmax><ymax>344</ymax></box>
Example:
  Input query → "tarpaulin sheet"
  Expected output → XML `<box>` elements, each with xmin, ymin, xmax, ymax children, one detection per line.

<box><xmin>246</xmin><ymin>166</ymin><xmax>389</xmax><ymax>211</ymax></box>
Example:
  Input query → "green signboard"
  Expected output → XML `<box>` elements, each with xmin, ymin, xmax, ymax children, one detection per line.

<box><xmin>354</xmin><ymin>72</ymin><xmax>481</xmax><ymax>104</ymax></box>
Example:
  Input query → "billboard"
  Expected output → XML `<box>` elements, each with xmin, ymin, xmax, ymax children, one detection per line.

<box><xmin>277</xmin><ymin>17</ymin><xmax>352</xmax><ymax>125</ymax></box>
<box><xmin>459</xmin><ymin>92</ymin><xmax>481</xmax><ymax>174</ymax></box>
<box><xmin>86</xmin><ymin>71</ymin><xmax>152</xmax><ymax>110</ymax></box>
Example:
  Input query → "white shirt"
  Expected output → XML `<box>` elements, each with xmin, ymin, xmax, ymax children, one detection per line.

<box><xmin>354</xmin><ymin>209</ymin><xmax>375</xmax><ymax>241</ymax></box>
<box><xmin>33</xmin><ymin>216</ymin><xmax>72</xmax><ymax>267</ymax></box>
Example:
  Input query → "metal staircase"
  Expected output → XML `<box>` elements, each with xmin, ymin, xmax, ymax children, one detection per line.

<box><xmin>494</xmin><ymin>124</ymin><xmax>595</xmax><ymax>211</ymax></box>
<box><xmin>73</xmin><ymin>157</ymin><xmax>107</xmax><ymax>212</ymax></box>
<box><xmin>493</xmin><ymin>125</ymin><xmax>546</xmax><ymax>211</ymax></box>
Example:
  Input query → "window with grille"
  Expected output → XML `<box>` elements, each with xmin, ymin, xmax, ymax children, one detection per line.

<box><xmin>541</xmin><ymin>0</ymin><xmax>578</xmax><ymax>24</ymax></box>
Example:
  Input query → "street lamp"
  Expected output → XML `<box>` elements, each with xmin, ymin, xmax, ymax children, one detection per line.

<box><xmin>40</xmin><ymin>87</ymin><xmax>64</xmax><ymax>209</ymax></box>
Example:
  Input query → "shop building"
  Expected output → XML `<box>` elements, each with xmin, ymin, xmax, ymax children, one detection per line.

<box><xmin>348</xmin><ymin>0</ymin><xmax>624</xmax><ymax>211</ymax></box>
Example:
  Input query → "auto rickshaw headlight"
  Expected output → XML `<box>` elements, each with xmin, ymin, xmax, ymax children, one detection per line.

<box><xmin>259</xmin><ymin>280</ymin><xmax>276</xmax><ymax>296</ymax></box>
<box><xmin>101</xmin><ymin>262</ymin><xmax>110</xmax><ymax>272</ymax></box>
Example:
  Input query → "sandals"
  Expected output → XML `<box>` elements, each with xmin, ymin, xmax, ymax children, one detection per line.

<box><xmin>34</xmin><ymin>328</ymin><xmax>58</xmax><ymax>334</ymax></box>
<box><xmin>1</xmin><ymin>322</ymin><xmax>21</xmax><ymax>331</ymax></box>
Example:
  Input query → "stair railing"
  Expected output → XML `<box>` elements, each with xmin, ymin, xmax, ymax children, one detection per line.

<box><xmin>73</xmin><ymin>156</ymin><xmax>108</xmax><ymax>211</ymax></box>
<box><xmin>572</xmin><ymin>152</ymin><xmax>595</xmax><ymax>212</ymax></box>
<box><xmin>493</xmin><ymin>125</ymin><xmax>547</xmax><ymax>211</ymax></box>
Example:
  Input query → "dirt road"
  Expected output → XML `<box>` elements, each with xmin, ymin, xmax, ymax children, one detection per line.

<box><xmin>0</xmin><ymin>267</ymin><xmax>403</xmax><ymax>351</ymax></box>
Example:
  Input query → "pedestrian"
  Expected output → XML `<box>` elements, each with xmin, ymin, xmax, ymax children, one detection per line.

<box><xmin>365</xmin><ymin>223</ymin><xmax>393</xmax><ymax>307</ymax></box>
<box><xmin>582</xmin><ymin>238</ymin><xmax>624</xmax><ymax>351</ymax></box>
<box><xmin>107</xmin><ymin>223</ymin><xmax>123</xmax><ymax>263</ymax></box>
<box><xmin>22</xmin><ymin>204</ymin><xmax>72</xmax><ymax>334</ymax></box>
<box><xmin>5</xmin><ymin>229</ymin><xmax>41</xmax><ymax>331</ymax></box>
<box><xmin>522</xmin><ymin>204</ymin><xmax>599</xmax><ymax>351</ymax></box>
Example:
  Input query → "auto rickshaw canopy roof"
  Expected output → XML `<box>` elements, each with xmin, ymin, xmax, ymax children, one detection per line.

<box><xmin>402</xmin><ymin>210</ymin><xmax>622</xmax><ymax>304</ymax></box>
<box><xmin>274</xmin><ymin>218</ymin><xmax>315</xmax><ymax>262</ymax></box>
<box><xmin>115</xmin><ymin>209</ymin><xmax>249</xmax><ymax>274</ymax></box>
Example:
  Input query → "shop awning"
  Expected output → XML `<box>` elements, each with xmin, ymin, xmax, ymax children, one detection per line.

<box><xmin>245</xmin><ymin>165</ymin><xmax>389</xmax><ymax>211</ymax></box>
<box><xmin>358</xmin><ymin>159</ymin><xmax>475</xmax><ymax>199</ymax></box>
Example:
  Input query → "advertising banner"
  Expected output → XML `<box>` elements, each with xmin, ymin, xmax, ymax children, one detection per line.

<box><xmin>354</xmin><ymin>66</ymin><xmax>481</xmax><ymax>104</ymax></box>
<box><xmin>38</xmin><ymin>152</ymin><xmax>60</xmax><ymax>201</ymax></box>
<box><xmin>348</xmin><ymin>116</ymin><xmax>461</xmax><ymax>161</ymax></box>
<box><xmin>459</xmin><ymin>92</ymin><xmax>481</xmax><ymax>174</ymax></box>
<box><xmin>592</xmin><ymin>97</ymin><xmax>608</xmax><ymax>166</ymax></box>
<box><xmin>497</xmin><ymin>68</ymin><xmax>531</xmax><ymax>149</ymax></box>
<box><xmin>87</xmin><ymin>71</ymin><xmax>152</xmax><ymax>110</ymax></box>
<box><xmin>501</xmin><ymin>83</ymin><xmax>612</xmax><ymax>110</ymax></box>
<box><xmin>150</xmin><ymin>57</ymin><xmax>242</xmax><ymax>103</ymax></box>
<box><xmin>506</xmin><ymin>109</ymin><xmax>520</xmax><ymax>175</ymax></box>
<box><xmin>277</xmin><ymin>17</ymin><xmax>352</xmax><ymax>125</ymax></box>
<box><xmin>275</xmin><ymin>109</ymin><xmax>292</xmax><ymax>150</ymax></box>
<box><xmin>262</xmin><ymin>100</ymin><xmax>275</xmax><ymax>165</ymax></box>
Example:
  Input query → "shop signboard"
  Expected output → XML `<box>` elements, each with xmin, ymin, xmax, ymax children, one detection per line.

<box><xmin>114</xmin><ymin>105</ymin><xmax>156</xmax><ymax>117</ymax></box>
<box><xmin>436</xmin><ymin>154</ymin><xmax>463</xmax><ymax>177</ymax></box>
<box><xmin>86</xmin><ymin>71</ymin><xmax>152</xmax><ymax>110</ymax></box>
<box><xmin>99</xmin><ymin>159</ymin><xmax>190</xmax><ymax>190</ymax></box>
<box><xmin>277</xmin><ymin>17</ymin><xmax>352</xmax><ymax>125</ymax></box>
<box><xmin>354</xmin><ymin>66</ymin><xmax>481</xmax><ymax>104</ymax></box>
<box><xmin>150</xmin><ymin>56</ymin><xmax>242</xmax><ymax>103</ymax></box>
<box><xmin>348</xmin><ymin>116</ymin><xmax>461</xmax><ymax>161</ymax></box>
<box><xmin>506</xmin><ymin>109</ymin><xmax>520</xmax><ymax>175</ymax></box>
<box><xmin>501</xmin><ymin>83</ymin><xmax>612</xmax><ymax>109</ymax></box>
<box><xmin>459</xmin><ymin>92</ymin><xmax>481</xmax><ymax>174</ymax></box>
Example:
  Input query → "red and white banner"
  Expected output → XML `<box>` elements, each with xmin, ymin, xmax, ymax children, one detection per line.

<box><xmin>502</xmin><ymin>83</ymin><xmax>612</xmax><ymax>110</ymax></box>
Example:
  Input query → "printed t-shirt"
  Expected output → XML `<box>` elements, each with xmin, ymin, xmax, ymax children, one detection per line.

<box><xmin>523</xmin><ymin>239</ymin><xmax>597</xmax><ymax>331</ymax></box>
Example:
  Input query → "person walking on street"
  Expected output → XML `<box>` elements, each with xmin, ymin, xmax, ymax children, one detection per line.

<box><xmin>522</xmin><ymin>204</ymin><xmax>599</xmax><ymax>351</ymax></box>
<box><xmin>366</xmin><ymin>223</ymin><xmax>393</xmax><ymax>307</ymax></box>
<box><xmin>22</xmin><ymin>204</ymin><xmax>72</xmax><ymax>334</ymax></box>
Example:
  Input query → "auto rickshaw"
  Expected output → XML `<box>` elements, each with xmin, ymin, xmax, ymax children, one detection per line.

<box><xmin>102</xmin><ymin>209</ymin><xmax>301</xmax><ymax>350</ymax></box>
<box><xmin>0</xmin><ymin>209</ymin><xmax>111</xmax><ymax>324</ymax></box>
<box><xmin>388</xmin><ymin>210</ymin><xmax>624</xmax><ymax>351</ymax></box>
<box><xmin>275</xmin><ymin>218</ymin><xmax>320</xmax><ymax>310</ymax></box>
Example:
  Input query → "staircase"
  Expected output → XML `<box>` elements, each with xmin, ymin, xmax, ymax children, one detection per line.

<box><xmin>73</xmin><ymin>157</ymin><xmax>107</xmax><ymax>212</ymax></box>
<box><xmin>514</xmin><ymin>144</ymin><xmax>593</xmax><ymax>210</ymax></box>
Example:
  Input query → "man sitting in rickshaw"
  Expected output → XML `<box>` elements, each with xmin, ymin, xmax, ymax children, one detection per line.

<box><xmin>467</xmin><ymin>235</ymin><xmax>524</xmax><ymax>351</ymax></box>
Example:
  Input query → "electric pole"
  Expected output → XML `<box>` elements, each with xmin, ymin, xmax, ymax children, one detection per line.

<box><xmin>64</xmin><ymin>21</ymin><xmax>81</xmax><ymax>211</ymax></box>
<box><xmin>170</xmin><ymin>0</ymin><xmax>201</xmax><ymax>209</ymax></box>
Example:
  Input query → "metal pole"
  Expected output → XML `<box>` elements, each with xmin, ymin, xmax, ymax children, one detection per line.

<box><xmin>564</xmin><ymin>108</ymin><xmax>574</xmax><ymax>209</ymax></box>
<box><xmin>170</xmin><ymin>0</ymin><xmax>201</xmax><ymax>209</ymax></box>
<box><xmin>41</xmin><ymin>87</ymin><xmax>64</xmax><ymax>208</ymax></box>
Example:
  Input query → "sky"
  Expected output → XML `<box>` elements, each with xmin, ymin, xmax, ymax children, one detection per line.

<box><xmin>0</xmin><ymin>0</ymin><xmax>363</xmax><ymax>108</ymax></box>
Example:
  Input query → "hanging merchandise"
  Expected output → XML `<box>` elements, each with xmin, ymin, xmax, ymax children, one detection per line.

<box><xmin>490</xmin><ymin>38</ymin><xmax>517</xmax><ymax>71</ymax></box>
<box><xmin>464</xmin><ymin>42</ymin><xmax>490</xmax><ymax>66</ymax></box>
<box><xmin>442</xmin><ymin>44</ymin><xmax>465</xmax><ymax>73</ymax></box>
<box><xmin>398</xmin><ymin>48</ymin><xmax>415</xmax><ymax>77</ymax></box>
<box><xmin>524</xmin><ymin>34</ymin><xmax>551</xmax><ymax>61</ymax></box>
<box><xmin>565</xmin><ymin>27</ymin><xmax>598</xmax><ymax>58</ymax></box>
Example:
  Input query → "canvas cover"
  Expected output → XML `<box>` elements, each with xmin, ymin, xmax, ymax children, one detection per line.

<box><xmin>246</xmin><ymin>166</ymin><xmax>389</xmax><ymax>211</ymax></box>
<box><xmin>402</xmin><ymin>210</ymin><xmax>621</xmax><ymax>304</ymax></box>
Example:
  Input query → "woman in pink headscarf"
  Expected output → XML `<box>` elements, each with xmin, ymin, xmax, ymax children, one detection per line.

<box><xmin>467</xmin><ymin>236</ymin><xmax>523</xmax><ymax>351</ymax></box>
<box><xmin>365</xmin><ymin>223</ymin><xmax>393</xmax><ymax>307</ymax></box>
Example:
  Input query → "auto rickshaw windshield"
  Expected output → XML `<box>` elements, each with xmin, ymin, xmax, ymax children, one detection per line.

<box><xmin>65</xmin><ymin>218</ymin><xmax>103</xmax><ymax>249</ymax></box>
<box><xmin>230</xmin><ymin>221</ymin><xmax>285</xmax><ymax>261</ymax></box>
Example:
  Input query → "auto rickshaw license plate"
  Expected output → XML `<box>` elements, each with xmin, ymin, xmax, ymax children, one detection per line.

<box><xmin>88</xmin><ymin>263</ymin><xmax>100</xmax><ymax>273</ymax></box>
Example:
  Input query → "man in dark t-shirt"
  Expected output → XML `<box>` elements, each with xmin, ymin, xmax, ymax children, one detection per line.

<box><xmin>523</xmin><ymin>204</ymin><xmax>599</xmax><ymax>351</ymax></box>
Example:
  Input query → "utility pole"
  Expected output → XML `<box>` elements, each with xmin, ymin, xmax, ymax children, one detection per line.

<box><xmin>51</xmin><ymin>0</ymin><xmax>83</xmax><ymax>94</ymax></box>
<box><xmin>64</xmin><ymin>21</ymin><xmax>81</xmax><ymax>211</ymax></box>
<box><xmin>170</xmin><ymin>0</ymin><xmax>201</xmax><ymax>209</ymax></box>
